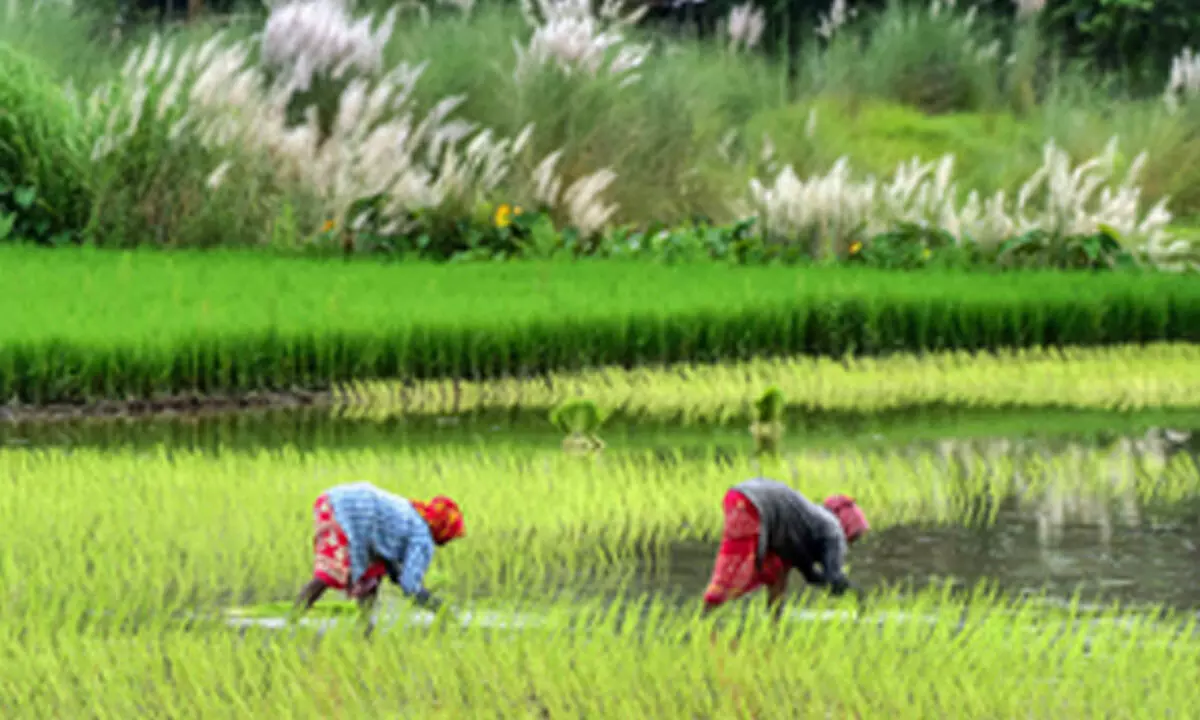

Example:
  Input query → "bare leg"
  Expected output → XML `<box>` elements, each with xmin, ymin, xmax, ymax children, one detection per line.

<box><xmin>292</xmin><ymin>578</ymin><xmax>329</xmax><ymax>620</ymax></box>
<box><xmin>356</xmin><ymin>586</ymin><xmax>380</xmax><ymax>639</ymax></box>
<box><xmin>700</xmin><ymin>600</ymin><xmax>724</xmax><ymax>648</ymax></box>
<box><xmin>765</xmin><ymin>574</ymin><xmax>789</xmax><ymax>623</ymax></box>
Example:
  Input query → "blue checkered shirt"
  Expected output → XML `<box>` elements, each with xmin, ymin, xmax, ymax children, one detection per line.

<box><xmin>324</xmin><ymin>482</ymin><xmax>435</xmax><ymax>596</ymax></box>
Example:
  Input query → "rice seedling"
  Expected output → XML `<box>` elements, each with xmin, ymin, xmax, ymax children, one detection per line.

<box><xmin>5</xmin><ymin>245</ymin><xmax>1200</xmax><ymax>405</ymax></box>
<box><xmin>340</xmin><ymin>342</ymin><xmax>1200</xmax><ymax>421</ymax></box>
<box><xmin>548</xmin><ymin>397</ymin><xmax>607</xmax><ymax>454</ymax></box>
<box><xmin>5</xmin><ymin>439</ymin><xmax>1198</xmax><ymax>628</ymax></box>
<box><xmin>2</xmin><ymin>586</ymin><xmax>1198</xmax><ymax>717</ymax></box>
<box><xmin>748</xmin><ymin>386</ymin><xmax>784</xmax><ymax>456</ymax></box>
<box><xmin>2</xmin><ymin>426</ymin><xmax>1198</xmax><ymax>716</ymax></box>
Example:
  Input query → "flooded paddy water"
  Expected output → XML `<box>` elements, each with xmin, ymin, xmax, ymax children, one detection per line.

<box><xmin>10</xmin><ymin>400</ymin><xmax>1200</xmax><ymax>716</ymax></box>
<box><xmin>8</xmin><ymin>405</ymin><xmax>1200</xmax><ymax>627</ymax></box>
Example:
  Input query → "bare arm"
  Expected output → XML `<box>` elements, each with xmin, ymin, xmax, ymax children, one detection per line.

<box><xmin>387</xmin><ymin>539</ymin><xmax>447</xmax><ymax>614</ymax></box>
<box><xmin>796</xmin><ymin>561</ymin><xmax>826</xmax><ymax>586</ymax></box>
<box><xmin>820</xmin><ymin>539</ymin><xmax>854</xmax><ymax>597</ymax></box>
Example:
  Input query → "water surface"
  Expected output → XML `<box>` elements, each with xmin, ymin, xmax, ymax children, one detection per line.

<box><xmin>3</xmin><ymin>405</ymin><xmax>1199</xmax><ymax>456</ymax></box>
<box><xmin>644</xmin><ymin>494</ymin><xmax>1200</xmax><ymax>612</ymax></box>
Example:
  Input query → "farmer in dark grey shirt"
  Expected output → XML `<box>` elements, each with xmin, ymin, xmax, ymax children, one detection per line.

<box><xmin>701</xmin><ymin>478</ymin><xmax>869</xmax><ymax>620</ymax></box>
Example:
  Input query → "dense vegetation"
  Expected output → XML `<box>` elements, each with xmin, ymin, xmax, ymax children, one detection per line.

<box><xmin>4</xmin><ymin>246</ymin><xmax>1200</xmax><ymax>403</ymax></box>
<box><xmin>1</xmin><ymin>0</ymin><xmax>1197</xmax><ymax>272</ymax></box>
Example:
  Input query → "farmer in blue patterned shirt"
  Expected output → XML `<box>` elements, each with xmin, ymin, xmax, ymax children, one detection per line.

<box><xmin>292</xmin><ymin>482</ymin><xmax>465</xmax><ymax>634</ymax></box>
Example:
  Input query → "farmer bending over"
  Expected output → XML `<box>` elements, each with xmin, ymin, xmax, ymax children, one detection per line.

<box><xmin>293</xmin><ymin>482</ymin><xmax>465</xmax><ymax>633</ymax></box>
<box><xmin>701</xmin><ymin>477</ymin><xmax>869</xmax><ymax>621</ymax></box>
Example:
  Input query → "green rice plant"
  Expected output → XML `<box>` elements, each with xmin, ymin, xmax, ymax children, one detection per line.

<box><xmin>549</xmin><ymin>398</ymin><xmax>607</xmax><ymax>455</ymax></box>
<box><xmin>0</xmin><ymin>42</ymin><xmax>91</xmax><ymax>246</ymax></box>
<box><xmin>1</xmin><ymin>440</ymin><xmax>1196</xmax><ymax>633</ymax></box>
<box><xmin>6</xmin><ymin>401</ymin><xmax>1198</xmax><ymax>464</ymax></box>
<box><xmin>5</xmin><ymin>246</ymin><xmax>1200</xmax><ymax>405</ymax></box>
<box><xmin>0</xmin><ymin>413</ymin><xmax>1198</xmax><ymax>715</ymax></box>
<box><xmin>342</xmin><ymin>342</ymin><xmax>1200</xmax><ymax>422</ymax></box>
<box><xmin>749</xmin><ymin>386</ymin><xmax>785</xmax><ymax>456</ymax></box>
<box><xmin>2</xmin><ymin>586</ymin><xmax>1199</xmax><ymax>717</ymax></box>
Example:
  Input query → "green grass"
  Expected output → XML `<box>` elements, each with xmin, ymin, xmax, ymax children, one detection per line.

<box><xmin>4</xmin><ymin>439</ymin><xmax>1200</xmax><ymax>716</ymax></box>
<box><xmin>9</xmin><ymin>442</ymin><xmax>1199</xmax><ymax>620</ymax></box>
<box><xmin>4</xmin><ymin>245</ymin><xmax>1200</xmax><ymax>404</ymax></box>
<box><xmin>342</xmin><ymin>343</ymin><xmax>1200</xmax><ymax>420</ymax></box>
<box><xmin>12</xmin><ymin>588</ymin><xmax>1200</xmax><ymax>717</ymax></box>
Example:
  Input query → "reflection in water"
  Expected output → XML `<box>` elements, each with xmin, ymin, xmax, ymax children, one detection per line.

<box><xmin>922</xmin><ymin>429</ymin><xmax>1197</xmax><ymax>550</ymax></box>
<box><xmin>1025</xmin><ymin>429</ymin><xmax>1195</xmax><ymax>550</ymax></box>
<box><xmin>1</xmin><ymin>403</ymin><xmax>1199</xmax><ymax>457</ymax></box>
<box><xmin>626</xmin><ymin>435</ymin><xmax>1200</xmax><ymax>613</ymax></box>
<box><xmin>655</xmin><ymin>493</ymin><xmax>1200</xmax><ymax>613</ymax></box>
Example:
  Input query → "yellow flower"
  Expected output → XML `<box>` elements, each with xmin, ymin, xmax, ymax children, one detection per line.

<box><xmin>320</xmin><ymin>219</ymin><xmax>336</xmax><ymax>233</ymax></box>
<box><xmin>923</xmin><ymin>248</ymin><xmax>932</xmax><ymax>259</ymax></box>
<box><xmin>493</xmin><ymin>203</ymin><xmax>513</xmax><ymax>228</ymax></box>
<box><xmin>849</xmin><ymin>241</ymin><xmax>863</xmax><ymax>255</ymax></box>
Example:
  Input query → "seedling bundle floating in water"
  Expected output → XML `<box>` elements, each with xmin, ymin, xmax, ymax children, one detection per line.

<box><xmin>549</xmin><ymin>398</ymin><xmax>608</xmax><ymax>455</ymax></box>
<box><xmin>750</xmin><ymin>386</ymin><xmax>786</xmax><ymax>456</ymax></box>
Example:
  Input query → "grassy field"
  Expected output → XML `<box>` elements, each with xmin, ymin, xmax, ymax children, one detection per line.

<box><xmin>3</xmin><ymin>440</ymin><xmax>1199</xmax><ymax>715</ymax></box>
<box><xmin>11</xmin><ymin>442</ymin><xmax>1200</xmax><ymax>611</ymax></box>
<box><xmin>4</xmin><ymin>246</ymin><xmax>1200</xmax><ymax>404</ymax></box>
<box><xmin>4</xmin><ymin>1</ymin><xmax>1200</xmax><ymax>713</ymax></box>
<box><xmin>8</xmin><ymin>591</ymin><xmax>1200</xmax><ymax>716</ymax></box>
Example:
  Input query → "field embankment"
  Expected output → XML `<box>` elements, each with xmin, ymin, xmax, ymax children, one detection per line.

<box><xmin>5</xmin><ymin>246</ymin><xmax>1200</xmax><ymax>408</ymax></box>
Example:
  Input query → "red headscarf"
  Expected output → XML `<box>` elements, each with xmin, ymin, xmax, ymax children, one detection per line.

<box><xmin>411</xmin><ymin>495</ymin><xmax>466</xmax><ymax>545</ymax></box>
<box><xmin>823</xmin><ymin>494</ymin><xmax>869</xmax><ymax>543</ymax></box>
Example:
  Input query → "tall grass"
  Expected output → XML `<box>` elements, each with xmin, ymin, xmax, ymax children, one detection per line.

<box><xmin>3</xmin><ymin>247</ymin><xmax>1200</xmax><ymax>403</ymax></box>
<box><xmin>3</xmin><ymin>0</ymin><xmax>1199</xmax><ymax>263</ymax></box>
<box><xmin>5</xmin><ymin>590</ymin><xmax>1198</xmax><ymax>717</ymax></box>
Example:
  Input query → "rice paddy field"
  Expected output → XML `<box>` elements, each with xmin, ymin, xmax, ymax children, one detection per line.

<box><xmin>4</xmin><ymin>252</ymin><xmax>1200</xmax><ymax>717</ymax></box>
<box><xmin>5</xmin><ymin>246</ymin><xmax>1200</xmax><ymax>405</ymax></box>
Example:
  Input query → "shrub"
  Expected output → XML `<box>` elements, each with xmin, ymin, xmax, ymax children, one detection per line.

<box><xmin>79</xmin><ymin>36</ymin><xmax>284</xmax><ymax>248</ymax></box>
<box><xmin>0</xmin><ymin>43</ymin><xmax>91</xmax><ymax>245</ymax></box>
<box><xmin>824</xmin><ymin>0</ymin><xmax>1005</xmax><ymax>114</ymax></box>
<box><xmin>744</xmin><ymin>97</ymin><xmax>1043</xmax><ymax>197</ymax></box>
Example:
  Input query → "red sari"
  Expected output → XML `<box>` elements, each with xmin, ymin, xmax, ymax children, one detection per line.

<box><xmin>311</xmin><ymin>494</ymin><xmax>388</xmax><ymax>598</ymax></box>
<box><xmin>703</xmin><ymin>489</ymin><xmax>789</xmax><ymax>607</ymax></box>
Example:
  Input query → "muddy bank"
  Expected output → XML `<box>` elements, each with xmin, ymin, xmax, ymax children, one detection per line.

<box><xmin>0</xmin><ymin>388</ymin><xmax>332</xmax><ymax>424</ymax></box>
